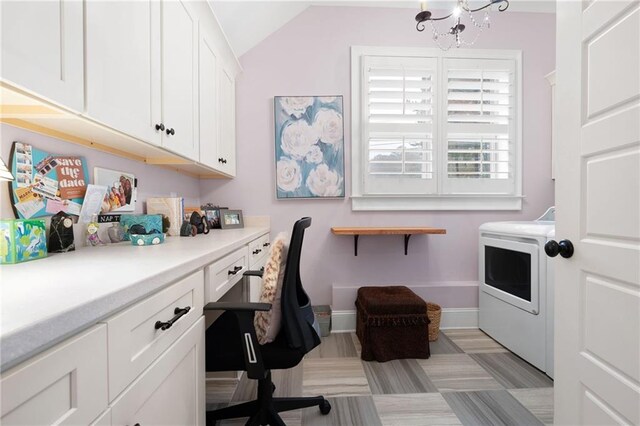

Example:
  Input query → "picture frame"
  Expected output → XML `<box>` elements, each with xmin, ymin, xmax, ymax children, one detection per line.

<box><xmin>220</xmin><ymin>209</ymin><xmax>244</xmax><ymax>229</ymax></box>
<box><xmin>201</xmin><ymin>204</ymin><xmax>227</xmax><ymax>229</ymax></box>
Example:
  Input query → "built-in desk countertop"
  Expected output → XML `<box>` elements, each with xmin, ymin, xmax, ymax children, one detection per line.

<box><xmin>0</xmin><ymin>226</ymin><xmax>269</xmax><ymax>373</ymax></box>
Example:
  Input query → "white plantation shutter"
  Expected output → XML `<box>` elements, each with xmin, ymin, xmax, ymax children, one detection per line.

<box><xmin>363</xmin><ymin>56</ymin><xmax>437</xmax><ymax>194</ymax></box>
<box><xmin>442</xmin><ymin>58</ymin><xmax>517</xmax><ymax>194</ymax></box>
<box><xmin>353</xmin><ymin>48</ymin><xmax>522</xmax><ymax>209</ymax></box>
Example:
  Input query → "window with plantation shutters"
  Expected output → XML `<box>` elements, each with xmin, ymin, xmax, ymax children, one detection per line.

<box><xmin>443</xmin><ymin>58</ymin><xmax>516</xmax><ymax>194</ymax></box>
<box><xmin>352</xmin><ymin>47</ymin><xmax>522</xmax><ymax>210</ymax></box>
<box><xmin>363</xmin><ymin>56</ymin><xmax>437</xmax><ymax>195</ymax></box>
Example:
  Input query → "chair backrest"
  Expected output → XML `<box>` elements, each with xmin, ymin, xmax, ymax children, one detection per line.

<box><xmin>280</xmin><ymin>217</ymin><xmax>320</xmax><ymax>353</ymax></box>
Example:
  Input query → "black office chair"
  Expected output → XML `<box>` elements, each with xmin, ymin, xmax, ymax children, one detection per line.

<box><xmin>204</xmin><ymin>217</ymin><xmax>331</xmax><ymax>426</ymax></box>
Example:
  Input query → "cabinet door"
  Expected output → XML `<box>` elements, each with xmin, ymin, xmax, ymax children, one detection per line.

<box><xmin>199</xmin><ymin>27</ymin><xmax>219</xmax><ymax>168</ymax></box>
<box><xmin>161</xmin><ymin>0</ymin><xmax>199</xmax><ymax>160</ymax></box>
<box><xmin>111</xmin><ymin>317</ymin><xmax>205</xmax><ymax>426</ymax></box>
<box><xmin>217</xmin><ymin>65</ymin><xmax>236</xmax><ymax>176</ymax></box>
<box><xmin>0</xmin><ymin>0</ymin><xmax>83</xmax><ymax>112</ymax></box>
<box><xmin>0</xmin><ymin>325</ymin><xmax>108</xmax><ymax>425</ymax></box>
<box><xmin>86</xmin><ymin>0</ymin><xmax>162</xmax><ymax>145</ymax></box>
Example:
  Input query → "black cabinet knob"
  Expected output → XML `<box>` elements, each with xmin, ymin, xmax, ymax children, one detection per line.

<box><xmin>545</xmin><ymin>239</ymin><xmax>574</xmax><ymax>258</ymax></box>
<box><xmin>218</xmin><ymin>158</ymin><xmax>224</xmax><ymax>163</ymax></box>
<box><xmin>155</xmin><ymin>123</ymin><xmax>164</xmax><ymax>131</ymax></box>
<box><xmin>223</xmin><ymin>158</ymin><xmax>227</xmax><ymax>164</ymax></box>
<box><xmin>252</xmin><ymin>249</ymin><xmax>261</xmax><ymax>255</ymax></box>
<box><xmin>166</xmin><ymin>128</ymin><xmax>175</xmax><ymax>136</ymax></box>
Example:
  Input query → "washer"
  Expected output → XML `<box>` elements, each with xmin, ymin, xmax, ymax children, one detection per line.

<box><xmin>478</xmin><ymin>208</ymin><xmax>555</xmax><ymax>378</ymax></box>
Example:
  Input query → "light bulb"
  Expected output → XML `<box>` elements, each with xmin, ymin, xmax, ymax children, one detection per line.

<box><xmin>452</xmin><ymin>6</ymin><xmax>461</xmax><ymax>17</ymax></box>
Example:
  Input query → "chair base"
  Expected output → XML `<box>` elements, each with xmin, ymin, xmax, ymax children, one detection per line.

<box><xmin>207</xmin><ymin>371</ymin><xmax>331</xmax><ymax>426</ymax></box>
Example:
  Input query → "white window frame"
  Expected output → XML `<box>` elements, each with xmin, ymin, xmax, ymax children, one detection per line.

<box><xmin>351</xmin><ymin>46</ymin><xmax>523</xmax><ymax>211</ymax></box>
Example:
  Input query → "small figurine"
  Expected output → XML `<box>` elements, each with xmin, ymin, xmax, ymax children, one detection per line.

<box><xmin>107</xmin><ymin>222</ymin><xmax>125</xmax><ymax>243</ymax></box>
<box><xmin>86</xmin><ymin>220</ymin><xmax>106</xmax><ymax>246</ymax></box>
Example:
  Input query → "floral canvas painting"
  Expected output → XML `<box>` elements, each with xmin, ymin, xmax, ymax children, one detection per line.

<box><xmin>274</xmin><ymin>96</ymin><xmax>345</xmax><ymax>199</ymax></box>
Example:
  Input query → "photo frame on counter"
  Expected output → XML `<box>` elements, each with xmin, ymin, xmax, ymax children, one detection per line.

<box><xmin>201</xmin><ymin>204</ymin><xmax>227</xmax><ymax>229</ymax></box>
<box><xmin>220</xmin><ymin>209</ymin><xmax>244</xmax><ymax>229</ymax></box>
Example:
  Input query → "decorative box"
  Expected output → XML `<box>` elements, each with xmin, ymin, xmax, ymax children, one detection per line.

<box><xmin>0</xmin><ymin>219</ymin><xmax>47</xmax><ymax>264</ymax></box>
<box><xmin>119</xmin><ymin>214</ymin><xmax>163</xmax><ymax>241</ymax></box>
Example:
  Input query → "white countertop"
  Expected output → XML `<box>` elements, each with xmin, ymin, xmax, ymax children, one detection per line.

<box><xmin>0</xmin><ymin>225</ymin><xmax>269</xmax><ymax>373</ymax></box>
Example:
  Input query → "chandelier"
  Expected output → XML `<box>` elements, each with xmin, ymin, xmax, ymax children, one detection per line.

<box><xmin>415</xmin><ymin>0</ymin><xmax>510</xmax><ymax>50</ymax></box>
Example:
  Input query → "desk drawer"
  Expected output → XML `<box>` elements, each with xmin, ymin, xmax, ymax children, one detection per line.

<box><xmin>106</xmin><ymin>270</ymin><xmax>204</xmax><ymax>401</ymax></box>
<box><xmin>0</xmin><ymin>325</ymin><xmax>108</xmax><ymax>426</ymax></box>
<box><xmin>248</xmin><ymin>233</ymin><xmax>270</xmax><ymax>268</ymax></box>
<box><xmin>205</xmin><ymin>246</ymin><xmax>247</xmax><ymax>302</ymax></box>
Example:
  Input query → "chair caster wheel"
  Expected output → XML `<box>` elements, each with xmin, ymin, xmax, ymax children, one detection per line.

<box><xmin>319</xmin><ymin>400</ymin><xmax>331</xmax><ymax>415</ymax></box>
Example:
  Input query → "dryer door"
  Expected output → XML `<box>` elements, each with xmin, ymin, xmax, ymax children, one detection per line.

<box><xmin>480</xmin><ymin>236</ymin><xmax>540</xmax><ymax>314</ymax></box>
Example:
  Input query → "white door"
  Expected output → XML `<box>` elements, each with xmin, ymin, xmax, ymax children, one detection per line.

<box><xmin>554</xmin><ymin>1</ymin><xmax>640</xmax><ymax>424</ymax></box>
<box><xmin>161</xmin><ymin>0</ymin><xmax>199</xmax><ymax>160</ymax></box>
<box><xmin>199</xmin><ymin>26</ymin><xmax>219</xmax><ymax>168</ymax></box>
<box><xmin>218</xmin><ymin>65</ymin><xmax>236</xmax><ymax>176</ymax></box>
<box><xmin>0</xmin><ymin>0</ymin><xmax>83</xmax><ymax>112</ymax></box>
<box><xmin>85</xmin><ymin>0</ymin><xmax>162</xmax><ymax>145</ymax></box>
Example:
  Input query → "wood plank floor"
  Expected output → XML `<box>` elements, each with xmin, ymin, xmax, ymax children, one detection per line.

<box><xmin>207</xmin><ymin>329</ymin><xmax>554</xmax><ymax>425</ymax></box>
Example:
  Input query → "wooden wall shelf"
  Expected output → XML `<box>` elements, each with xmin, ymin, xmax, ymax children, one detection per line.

<box><xmin>331</xmin><ymin>227</ymin><xmax>447</xmax><ymax>256</ymax></box>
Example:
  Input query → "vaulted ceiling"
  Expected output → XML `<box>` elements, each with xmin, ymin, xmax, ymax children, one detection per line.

<box><xmin>208</xmin><ymin>1</ymin><xmax>556</xmax><ymax>58</ymax></box>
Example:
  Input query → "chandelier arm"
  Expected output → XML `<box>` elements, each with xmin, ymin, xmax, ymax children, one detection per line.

<box><xmin>467</xmin><ymin>0</ymin><xmax>509</xmax><ymax>13</ymax></box>
<box><xmin>416</xmin><ymin>21</ymin><xmax>426</xmax><ymax>31</ymax></box>
<box><xmin>420</xmin><ymin>12</ymin><xmax>454</xmax><ymax>22</ymax></box>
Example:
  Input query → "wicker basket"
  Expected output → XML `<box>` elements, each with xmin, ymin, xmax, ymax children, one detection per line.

<box><xmin>426</xmin><ymin>302</ymin><xmax>442</xmax><ymax>341</ymax></box>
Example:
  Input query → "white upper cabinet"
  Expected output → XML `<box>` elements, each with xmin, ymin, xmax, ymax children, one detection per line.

<box><xmin>218</xmin><ymin>65</ymin><xmax>237</xmax><ymax>176</ymax></box>
<box><xmin>199</xmin><ymin>26</ymin><xmax>219</xmax><ymax>169</ymax></box>
<box><xmin>0</xmin><ymin>0</ymin><xmax>84</xmax><ymax>112</ymax></box>
<box><xmin>161</xmin><ymin>0</ymin><xmax>199</xmax><ymax>160</ymax></box>
<box><xmin>85</xmin><ymin>0</ymin><xmax>162</xmax><ymax>145</ymax></box>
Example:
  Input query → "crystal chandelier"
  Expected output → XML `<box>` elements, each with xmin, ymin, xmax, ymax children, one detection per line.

<box><xmin>415</xmin><ymin>0</ymin><xmax>510</xmax><ymax>50</ymax></box>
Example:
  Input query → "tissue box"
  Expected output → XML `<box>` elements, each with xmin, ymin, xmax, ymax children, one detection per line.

<box><xmin>0</xmin><ymin>219</ymin><xmax>47</xmax><ymax>264</ymax></box>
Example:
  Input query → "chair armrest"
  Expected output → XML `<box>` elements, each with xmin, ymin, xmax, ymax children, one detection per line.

<box><xmin>204</xmin><ymin>302</ymin><xmax>271</xmax><ymax>312</ymax></box>
<box><xmin>243</xmin><ymin>269</ymin><xmax>264</xmax><ymax>278</ymax></box>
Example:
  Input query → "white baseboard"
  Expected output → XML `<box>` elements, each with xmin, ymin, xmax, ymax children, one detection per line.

<box><xmin>330</xmin><ymin>308</ymin><xmax>479</xmax><ymax>333</ymax></box>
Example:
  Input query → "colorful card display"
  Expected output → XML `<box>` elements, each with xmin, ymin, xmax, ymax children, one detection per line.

<box><xmin>8</xmin><ymin>142</ymin><xmax>89</xmax><ymax>219</ymax></box>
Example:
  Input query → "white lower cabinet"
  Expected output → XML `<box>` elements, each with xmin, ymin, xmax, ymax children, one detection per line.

<box><xmin>0</xmin><ymin>325</ymin><xmax>108</xmax><ymax>425</ymax></box>
<box><xmin>106</xmin><ymin>270</ymin><xmax>204</xmax><ymax>401</ymax></box>
<box><xmin>111</xmin><ymin>317</ymin><xmax>205</xmax><ymax>426</ymax></box>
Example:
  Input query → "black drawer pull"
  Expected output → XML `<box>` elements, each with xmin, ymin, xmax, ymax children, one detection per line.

<box><xmin>252</xmin><ymin>249</ymin><xmax>262</xmax><ymax>255</ymax></box>
<box><xmin>262</xmin><ymin>242</ymin><xmax>270</xmax><ymax>247</ymax></box>
<box><xmin>228</xmin><ymin>265</ymin><xmax>242</xmax><ymax>276</ymax></box>
<box><xmin>155</xmin><ymin>306</ymin><xmax>191</xmax><ymax>331</ymax></box>
<box><xmin>260</xmin><ymin>266</ymin><xmax>265</xmax><ymax>272</ymax></box>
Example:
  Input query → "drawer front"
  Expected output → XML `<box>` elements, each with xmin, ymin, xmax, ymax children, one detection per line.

<box><xmin>1</xmin><ymin>325</ymin><xmax>108</xmax><ymax>426</ymax></box>
<box><xmin>248</xmin><ymin>233</ymin><xmax>270</xmax><ymax>268</ymax></box>
<box><xmin>106</xmin><ymin>270</ymin><xmax>204</xmax><ymax>401</ymax></box>
<box><xmin>205</xmin><ymin>246</ymin><xmax>248</xmax><ymax>303</ymax></box>
<box><xmin>111</xmin><ymin>317</ymin><xmax>205</xmax><ymax>426</ymax></box>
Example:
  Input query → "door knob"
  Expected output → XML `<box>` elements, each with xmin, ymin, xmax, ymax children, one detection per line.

<box><xmin>545</xmin><ymin>239</ymin><xmax>574</xmax><ymax>258</ymax></box>
<box><xmin>155</xmin><ymin>123</ymin><xmax>164</xmax><ymax>131</ymax></box>
<box><xmin>166</xmin><ymin>128</ymin><xmax>175</xmax><ymax>136</ymax></box>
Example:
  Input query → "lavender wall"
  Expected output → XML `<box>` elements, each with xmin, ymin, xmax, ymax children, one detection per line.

<box><xmin>1</xmin><ymin>124</ymin><xmax>201</xmax><ymax>235</ymax></box>
<box><xmin>207</xmin><ymin>6</ymin><xmax>556</xmax><ymax>310</ymax></box>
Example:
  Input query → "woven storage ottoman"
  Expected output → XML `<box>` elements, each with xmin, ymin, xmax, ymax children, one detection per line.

<box><xmin>355</xmin><ymin>286</ymin><xmax>430</xmax><ymax>362</ymax></box>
